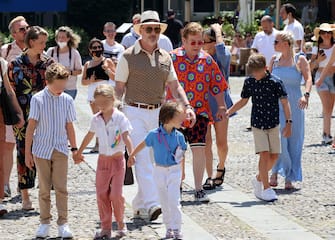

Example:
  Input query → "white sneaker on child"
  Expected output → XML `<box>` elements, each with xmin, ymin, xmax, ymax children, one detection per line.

<box><xmin>173</xmin><ymin>229</ymin><xmax>183</xmax><ymax>239</ymax></box>
<box><xmin>260</xmin><ymin>188</ymin><xmax>278</xmax><ymax>202</ymax></box>
<box><xmin>165</xmin><ymin>228</ymin><xmax>174</xmax><ymax>239</ymax></box>
<box><xmin>36</xmin><ymin>224</ymin><xmax>50</xmax><ymax>238</ymax></box>
<box><xmin>133</xmin><ymin>208</ymin><xmax>148</xmax><ymax>219</ymax></box>
<box><xmin>252</xmin><ymin>176</ymin><xmax>263</xmax><ymax>199</ymax></box>
<box><xmin>148</xmin><ymin>205</ymin><xmax>162</xmax><ymax>221</ymax></box>
<box><xmin>58</xmin><ymin>223</ymin><xmax>73</xmax><ymax>238</ymax></box>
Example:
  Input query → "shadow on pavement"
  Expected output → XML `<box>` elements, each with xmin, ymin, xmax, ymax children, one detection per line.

<box><xmin>274</xmin><ymin>188</ymin><xmax>301</xmax><ymax>195</ymax></box>
<box><xmin>1</xmin><ymin>209</ymin><xmax>39</xmax><ymax>220</ymax></box>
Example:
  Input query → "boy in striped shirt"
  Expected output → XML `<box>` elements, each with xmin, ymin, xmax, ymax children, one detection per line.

<box><xmin>25</xmin><ymin>63</ymin><xmax>78</xmax><ymax>239</ymax></box>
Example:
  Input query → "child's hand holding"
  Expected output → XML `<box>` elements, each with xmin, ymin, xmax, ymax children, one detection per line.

<box><xmin>73</xmin><ymin>151</ymin><xmax>84</xmax><ymax>164</ymax></box>
<box><xmin>127</xmin><ymin>155</ymin><xmax>136</xmax><ymax>167</ymax></box>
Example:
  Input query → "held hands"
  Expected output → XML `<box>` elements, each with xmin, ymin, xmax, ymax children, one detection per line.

<box><xmin>185</xmin><ymin>108</ymin><xmax>196</xmax><ymax>127</ymax></box>
<box><xmin>216</xmin><ymin>107</ymin><xmax>227</xmax><ymax>120</ymax></box>
<box><xmin>127</xmin><ymin>155</ymin><xmax>136</xmax><ymax>167</ymax></box>
<box><xmin>72</xmin><ymin>151</ymin><xmax>84</xmax><ymax>164</ymax></box>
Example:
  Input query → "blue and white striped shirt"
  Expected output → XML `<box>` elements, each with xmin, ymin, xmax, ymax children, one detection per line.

<box><xmin>29</xmin><ymin>87</ymin><xmax>76</xmax><ymax>160</ymax></box>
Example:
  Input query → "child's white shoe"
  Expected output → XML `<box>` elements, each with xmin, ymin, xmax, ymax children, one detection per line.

<box><xmin>58</xmin><ymin>223</ymin><xmax>73</xmax><ymax>238</ymax></box>
<box><xmin>252</xmin><ymin>176</ymin><xmax>263</xmax><ymax>199</ymax></box>
<box><xmin>36</xmin><ymin>224</ymin><xmax>50</xmax><ymax>238</ymax></box>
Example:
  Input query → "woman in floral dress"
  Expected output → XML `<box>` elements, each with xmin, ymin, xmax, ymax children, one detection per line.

<box><xmin>8</xmin><ymin>26</ymin><xmax>53</xmax><ymax>210</ymax></box>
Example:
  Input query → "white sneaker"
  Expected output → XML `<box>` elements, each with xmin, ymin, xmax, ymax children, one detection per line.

<box><xmin>260</xmin><ymin>188</ymin><xmax>278</xmax><ymax>202</ymax></box>
<box><xmin>36</xmin><ymin>224</ymin><xmax>50</xmax><ymax>238</ymax></box>
<box><xmin>0</xmin><ymin>204</ymin><xmax>8</xmax><ymax>216</ymax></box>
<box><xmin>116</xmin><ymin>223</ymin><xmax>127</xmax><ymax>238</ymax></box>
<box><xmin>133</xmin><ymin>208</ymin><xmax>148</xmax><ymax>219</ymax></box>
<box><xmin>165</xmin><ymin>228</ymin><xmax>174</xmax><ymax>238</ymax></box>
<box><xmin>173</xmin><ymin>229</ymin><xmax>183</xmax><ymax>239</ymax></box>
<box><xmin>148</xmin><ymin>205</ymin><xmax>162</xmax><ymax>221</ymax></box>
<box><xmin>252</xmin><ymin>176</ymin><xmax>263</xmax><ymax>199</ymax></box>
<box><xmin>58</xmin><ymin>223</ymin><xmax>73</xmax><ymax>238</ymax></box>
<box><xmin>322</xmin><ymin>134</ymin><xmax>333</xmax><ymax>144</ymax></box>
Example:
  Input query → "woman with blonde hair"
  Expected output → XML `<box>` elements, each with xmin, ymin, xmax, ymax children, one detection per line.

<box><xmin>269</xmin><ymin>31</ymin><xmax>312</xmax><ymax>189</ymax></box>
<box><xmin>46</xmin><ymin>26</ymin><xmax>82</xmax><ymax>99</ymax></box>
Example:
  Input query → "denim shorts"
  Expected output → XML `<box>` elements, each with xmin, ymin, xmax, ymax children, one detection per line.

<box><xmin>316</xmin><ymin>71</ymin><xmax>335</xmax><ymax>94</ymax></box>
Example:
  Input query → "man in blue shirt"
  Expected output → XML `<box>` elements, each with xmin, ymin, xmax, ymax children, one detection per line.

<box><xmin>226</xmin><ymin>54</ymin><xmax>292</xmax><ymax>202</ymax></box>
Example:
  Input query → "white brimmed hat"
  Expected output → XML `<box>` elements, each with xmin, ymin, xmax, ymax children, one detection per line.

<box><xmin>133</xmin><ymin>10</ymin><xmax>167</xmax><ymax>35</ymax></box>
<box><xmin>312</xmin><ymin>23</ymin><xmax>335</xmax><ymax>41</ymax></box>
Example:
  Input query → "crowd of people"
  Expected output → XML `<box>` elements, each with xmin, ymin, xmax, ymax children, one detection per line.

<box><xmin>0</xmin><ymin>2</ymin><xmax>335</xmax><ymax>239</ymax></box>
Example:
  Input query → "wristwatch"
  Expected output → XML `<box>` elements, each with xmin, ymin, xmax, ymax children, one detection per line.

<box><xmin>70</xmin><ymin>147</ymin><xmax>78</xmax><ymax>152</ymax></box>
<box><xmin>304</xmin><ymin>92</ymin><xmax>310</xmax><ymax>98</ymax></box>
<box><xmin>185</xmin><ymin>104</ymin><xmax>194</xmax><ymax>111</ymax></box>
<box><xmin>286</xmin><ymin>119</ymin><xmax>293</xmax><ymax>124</ymax></box>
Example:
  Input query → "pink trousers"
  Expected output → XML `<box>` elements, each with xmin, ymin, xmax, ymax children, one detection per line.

<box><xmin>96</xmin><ymin>154</ymin><xmax>125</xmax><ymax>231</ymax></box>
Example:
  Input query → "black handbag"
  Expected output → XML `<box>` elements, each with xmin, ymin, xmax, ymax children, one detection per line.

<box><xmin>124</xmin><ymin>149</ymin><xmax>134</xmax><ymax>185</ymax></box>
<box><xmin>0</xmin><ymin>64</ymin><xmax>21</xmax><ymax>125</ymax></box>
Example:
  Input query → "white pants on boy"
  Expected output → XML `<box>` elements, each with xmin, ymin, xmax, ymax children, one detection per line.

<box><xmin>154</xmin><ymin>164</ymin><xmax>182</xmax><ymax>231</ymax></box>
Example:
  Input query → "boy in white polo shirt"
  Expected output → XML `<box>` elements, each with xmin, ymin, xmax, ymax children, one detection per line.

<box><xmin>25</xmin><ymin>63</ymin><xmax>78</xmax><ymax>239</ymax></box>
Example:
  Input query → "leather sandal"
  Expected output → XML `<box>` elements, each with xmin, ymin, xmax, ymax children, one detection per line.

<box><xmin>269</xmin><ymin>174</ymin><xmax>278</xmax><ymax>187</ymax></box>
<box><xmin>202</xmin><ymin>177</ymin><xmax>215</xmax><ymax>190</ymax></box>
<box><xmin>22</xmin><ymin>200</ymin><xmax>34</xmax><ymax>211</ymax></box>
<box><xmin>213</xmin><ymin>167</ymin><xmax>225</xmax><ymax>186</ymax></box>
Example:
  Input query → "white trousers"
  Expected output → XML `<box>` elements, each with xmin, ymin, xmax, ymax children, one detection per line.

<box><xmin>154</xmin><ymin>164</ymin><xmax>182</xmax><ymax>230</ymax></box>
<box><xmin>123</xmin><ymin>106</ymin><xmax>160</xmax><ymax>211</ymax></box>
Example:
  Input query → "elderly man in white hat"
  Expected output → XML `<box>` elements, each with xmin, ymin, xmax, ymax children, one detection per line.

<box><xmin>115</xmin><ymin>10</ymin><xmax>196</xmax><ymax>221</ymax></box>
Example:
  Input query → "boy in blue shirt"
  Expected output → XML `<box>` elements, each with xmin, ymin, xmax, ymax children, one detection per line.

<box><xmin>129</xmin><ymin>102</ymin><xmax>187</xmax><ymax>239</ymax></box>
<box><xmin>226</xmin><ymin>54</ymin><xmax>292</xmax><ymax>202</ymax></box>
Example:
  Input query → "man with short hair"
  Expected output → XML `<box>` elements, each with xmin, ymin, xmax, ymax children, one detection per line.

<box><xmin>121</xmin><ymin>13</ymin><xmax>173</xmax><ymax>52</ymax></box>
<box><xmin>102</xmin><ymin>22</ymin><xmax>125</xmax><ymax>62</ymax></box>
<box><xmin>164</xmin><ymin>9</ymin><xmax>184</xmax><ymax>49</ymax></box>
<box><xmin>0</xmin><ymin>15</ymin><xmax>29</xmax><ymax>199</ymax></box>
<box><xmin>115</xmin><ymin>10</ymin><xmax>195</xmax><ymax>221</ymax></box>
<box><xmin>251</xmin><ymin>15</ymin><xmax>278</xmax><ymax>67</ymax></box>
<box><xmin>1</xmin><ymin>16</ymin><xmax>29</xmax><ymax>62</ymax></box>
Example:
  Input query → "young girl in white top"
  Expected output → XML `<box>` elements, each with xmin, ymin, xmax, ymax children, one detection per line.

<box><xmin>129</xmin><ymin>102</ymin><xmax>187</xmax><ymax>239</ymax></box>
<box><xmin>74</xmin><ymin>84</ymin><xmax>134</xmax><ymax>239</ymax></box>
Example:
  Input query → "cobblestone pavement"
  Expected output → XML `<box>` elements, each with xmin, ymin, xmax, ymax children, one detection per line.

<box><xmin>1</xmin><ymin>77</ymin><xmax>334</xmax><ymax>239</ymax></box>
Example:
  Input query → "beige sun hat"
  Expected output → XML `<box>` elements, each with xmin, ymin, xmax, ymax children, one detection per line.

<box><xmin>133</xmin><ymin>10</ymin><xmax>167</xmax><ymax>35</ymax></box>
<box><xmin>312</xmin><ymin>23</ymin><xmax>335</xmax><ymax>41</ymax></box>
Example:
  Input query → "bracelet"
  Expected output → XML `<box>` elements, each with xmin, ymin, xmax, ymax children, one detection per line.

<box><xmin>218</xmin><ymin>106</ymin><xmax>227</xmax><ymax>110</ymax></box>
<box><xmin>70</xmin><ymin>147</ymin><xmax>78</xmax><ymax>152</ymax></box>
<box><xmin>304</xmin><ymin>92</ymin><xmax>310</xmax><ymax>98</ymax></box>
<box><xmin>286</xmin><ymin>119</ymin><xmax>293</xmax><ymax>124</ymax></box>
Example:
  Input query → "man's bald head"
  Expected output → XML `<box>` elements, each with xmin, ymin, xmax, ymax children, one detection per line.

<box><xmin>261</xmin><ymin>15</ymin><xmax>273</xmax><ymax>23</ymax></box>
<box><xmin>261</xmin><ymin>15</ymin><xmax>274</xmax><ymax>35</ymax></box>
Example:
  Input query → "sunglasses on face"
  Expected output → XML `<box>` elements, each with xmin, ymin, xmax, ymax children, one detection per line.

<box><xmin>204</xmin><ymin>39</ymin><xmax>215</xmax><ymax>44</ymax></box>
<box><xmin>143</xmin><ymin>26</ymin><xmax>161</xmax><ymax>34</ymax></box>
<box><xmin>190</xmin><ymin>40</ymin><xmax>204</xmax><ymax>46</ymax></box>
<box><xmin>17</xmin><ymin>26</ymin><xmax>30</xmax><ymax>33</ymax></box>
<box><xmin>320</xmin><ymin>31</ymin><xmax>332</xmax><ymax>35</ymax></box>
<box><xmin>104</xmin><ymin>29</ymin><xmax>116</xmax><ymax>33</ymax></box>
<box><xmin>91</xmin><ymin>45</ymin><xmax>102</xmax><ymax>50</ymax></box>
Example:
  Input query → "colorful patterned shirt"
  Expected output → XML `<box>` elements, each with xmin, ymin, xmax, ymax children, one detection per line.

<box><xmin>170</xmin><ymin>47</ymin><xmax>228</xmax><ymax>119</ymax></box>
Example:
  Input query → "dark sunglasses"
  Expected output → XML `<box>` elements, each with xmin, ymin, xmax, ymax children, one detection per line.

<box><xmin>104</xmin><ymin>29</ymin><xmax>116</xmax><ymax>33</ymax></box>
<box><xmin>91</xmin><ymin>45</ymin><xmax>102</xmax><ymax>50</ymax></box>
<box><xmin>17</xmin><ymin>26</ymin><xmax>30</xmax><ymax>33</ymax></box>
<box><xmin>190</xmin><ymin>40</ymin><xmax>204</xmax><ymax>46</ymax></box>
<box><xmin>143</xmin><ymin>26</ymin><xmax>161</xmax><ymax>34</ymax></box>
<box><xmin>320</xmin><ymin>30</ymin><xmax>332</xmax><ymax>35</ymax></box>
<box><xmin>204</xmin><ymin>39</ymin><xmax>215</xmax><ymax>44</ymax></box>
